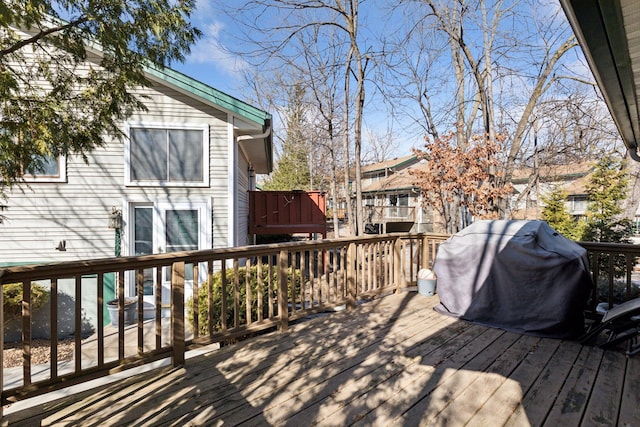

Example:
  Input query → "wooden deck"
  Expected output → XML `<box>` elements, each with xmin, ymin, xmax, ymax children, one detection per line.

<box><xmin>4</xmin><ymin>291</ymin><xmax>640</xmax><ymax>426</ymax></box>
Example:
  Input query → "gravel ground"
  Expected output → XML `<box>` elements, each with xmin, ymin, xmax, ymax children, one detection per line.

<box><xmin>3</xmin><ymin>339</ymin><xmax>75</xmax><ymax>368</ymax></box>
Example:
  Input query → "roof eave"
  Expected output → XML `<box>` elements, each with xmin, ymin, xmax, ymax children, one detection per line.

<box><xmin>560</xmin><ymin>0</ymin><xmax>640</xmax><ymax>159</ymax></box>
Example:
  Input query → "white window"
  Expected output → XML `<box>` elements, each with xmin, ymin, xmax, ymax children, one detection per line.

<box><xmin>23</xmin><ymin>154</ymin><xmax>67</xmax><ymax>183</ymax></box>
<box><xmin>125</xmin><ymin>123</ymin><xmax>209</xmax><ymax>186</ymax></box>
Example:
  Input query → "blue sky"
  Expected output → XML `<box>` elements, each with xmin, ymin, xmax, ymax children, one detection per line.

<box><xmin>170</xmin><ymin>1</ymin><xmax>431</xmax><ymax>156</ymax></box>
<box><xmin>171</xmin><ymin>2</ymin><xmax>251</xmax><ymax>97</ymax></box>
<box><xmin>169</xmin><ymin>1</ymin><xmax>600</xmax><ymax>159</ymax></box>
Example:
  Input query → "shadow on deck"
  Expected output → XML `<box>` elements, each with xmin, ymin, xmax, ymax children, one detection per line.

<box><xmin>4</xmin><ymin>291</ymin><xmax>640</xmax><ymax>426</ymax></box>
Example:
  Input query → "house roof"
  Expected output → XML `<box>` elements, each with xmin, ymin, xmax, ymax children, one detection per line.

<box><xmin>362</xmin><ymin>166</ymin><xmax>421</xmax><ymax>194</ymax></box>
<box><xmin>144</xmin><ymin>65</ymin><xmax>271</xmax><ymax>126</ymax></box>
<box><xmin>363</xmin><ymin>160</ymin><xmax>594</xmax><ymax>198</ymax></box>
<box><xmin>560</xmin><ymin>0</ymin><xmax>640</xmax><ymax>161</ymax></box>
<box><xmin>144</xmin><ymin>65</ymin><xmax>273</xmax><ymax>173</ymax></box>
<box><xmin>511</xmin><ymin>162</ymin><xmax>593</xmax><ymax>184</ymax></box>
<box><xmin>361</xmin><ymin>154</ymin><xmax>419</xmax><ymax>175</ymax></box>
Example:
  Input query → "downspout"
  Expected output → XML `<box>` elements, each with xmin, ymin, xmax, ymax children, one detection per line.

<box><xmin>628</xmin><ymin>147</ymin><xmax>640</xmax><ymax>162</ymax></box>
<box><xmin>236</xmin><ymin>127</ymin><xmax>272</xmax><ymax>145</ymax></box>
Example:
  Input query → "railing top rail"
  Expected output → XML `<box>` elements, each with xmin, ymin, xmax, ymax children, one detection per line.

<box><xmin>578</xmin><ymin>241</ymin><xmax>640</xmax><ymax>253</ymax></box>
<box><xmin>0</xmin><ymin>232</ymin><xmax>449</xmax><ymax>283</ymax></box>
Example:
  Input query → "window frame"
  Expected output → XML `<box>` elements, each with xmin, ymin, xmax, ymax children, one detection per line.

<box><xmin>23</xmin><ymin>155</ymin><xmax>67</xmax><ymax>183</ymax></box>
<box><xmin>125</xmin><ymin>122</ymin><xmax>210</xmax><ymax>187</ymax></box>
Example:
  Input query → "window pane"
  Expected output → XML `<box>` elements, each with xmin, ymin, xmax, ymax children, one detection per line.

<box><xmin>168</xmin><ymin>129</ymin><xmax>203</xmax><ymax>182</ymax></box>
<box><xmin>134</xmin><ymin>207</ymin><xmax>154</xmax><ymax>295</ymax></box>
<box><xmin>134</xmin><ymin>207</ymin><xmax>153</xmax><ymax>255</ymax></box>
<box><xmin>166</xmin><ymin>209</ymin><xmax>199</xmax><ymax>252</ymax></box>
<box><xmin>37</xmin><ymin>155</ymin><xmax>60</xmax><ymax>176</ymax></box>
<box><xmin>131</xmin><ymin>128</ymin><xmax>167</xmax><ymax>180</ymax></box>
<box><xmin>27</xmin><ymin>154</ymin><xmax>59</xmax><ymax>176</ymax></box>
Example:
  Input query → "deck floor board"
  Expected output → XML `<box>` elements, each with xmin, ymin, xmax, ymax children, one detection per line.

<box><xmin>4</xmin><ymin>291</ymin><xmax>639</xmax><ymax>426</ymax></box>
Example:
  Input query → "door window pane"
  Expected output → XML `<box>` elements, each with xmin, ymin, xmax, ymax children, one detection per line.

<box><xmin>134</xmin><ymin>206</ymin><xmax>154</xmax><ymax>295</ymax></box>
<box><xmin>165</xmin><ymin>209</ymin><xmax>199</xmax><ymax>282</ymax></box>
<box><xmin>166</xmin><ymin>209</ymin><xmax>199</xmax><ymax>252</ymax></box>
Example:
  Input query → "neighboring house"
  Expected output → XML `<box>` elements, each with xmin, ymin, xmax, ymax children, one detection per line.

<box><xmin>0</xmin><ymin>40</ymin><xmax>273</xmax><ymax>333</ymax></box>
<box><xmin>327</xmin><ymin>155</ymin><xmax>421</xmax><ymax>222</ymax></box>
<box><xmin>509</xmin><ymin>162</ymin><xmax>592</xmax><ymax>221</ymax></box>
<box><xmin>359</xmin><ymin>155</ymin><xmax>434</xmax><ymax>233</ymax></box>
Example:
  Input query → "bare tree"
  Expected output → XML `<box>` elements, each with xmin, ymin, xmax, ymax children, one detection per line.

<box><xmin>385</xmin><ymin>0</ymin><xmax>585</xmax><ymax>226</ymax></box>
<box><xmin>222</xmin><ymin>0</ymin><xmax>374</xmax><ymax>235</ymax></box>
<box><xmin>362</xmin><ymin>126</ymin><xmax>399</xmax><ymax>164</ymax></box>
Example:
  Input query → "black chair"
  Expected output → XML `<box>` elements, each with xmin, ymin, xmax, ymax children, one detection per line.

<box><xmin>580</xmin><ymin>298</ymin><xmax>640</xmax><ymax>356</ymax></box>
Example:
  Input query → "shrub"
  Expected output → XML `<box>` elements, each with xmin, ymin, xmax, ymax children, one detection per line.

<box><xmin>3</xmin><ymin>282</ymin><xmax>49</xmax><ymax>324</ymax></box>
<box><xmin>187</xmin><ymin>264</ymin><xmax>302</xmax><ymax>336</ymax></box>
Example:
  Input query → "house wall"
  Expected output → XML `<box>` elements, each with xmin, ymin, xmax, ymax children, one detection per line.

<box><xmin>0</xmin><ymin>78</ymin><xmax>235</xmax><ymax>264</ymax></box>
<box><xmin>236</xmin><ymin>152</ymin><xmax>251</xmax><ymax>247</ymax></box>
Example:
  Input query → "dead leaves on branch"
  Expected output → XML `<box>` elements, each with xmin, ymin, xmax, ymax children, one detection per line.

<box><xmin>411</xmin><ymin>131</ymin><xmax>513</xmax><ymax>220</ymax></box>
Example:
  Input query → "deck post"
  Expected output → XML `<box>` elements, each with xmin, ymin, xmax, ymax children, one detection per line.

<box><xmin>277</xmin><ymin>250</ymin><xmax>289</xmax><ymax>332</ymax></box>
<box><xmin>171</xmin><ymin>262</ymin><xmax>186</xmax><ymax>366</ymax></box>
<box><xmin>422</xmin><ymin>235</ymin><xmax>430</xmax><ymax>270</ymax></box>
<box><xmin>393</xmin><ymin>238</ymin><xmax>402</xmax><ymax>292</ymax></box>
<box><xmin>346</xmin><ymin>242</ymin><xmax>357</xmax><ymax>309</ymax></box>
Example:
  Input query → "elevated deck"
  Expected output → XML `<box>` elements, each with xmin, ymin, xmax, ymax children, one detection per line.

<box><xmin>5</xmin><ymin>291</ymin><xmax>639</xmax><ymax>426</ymax></box>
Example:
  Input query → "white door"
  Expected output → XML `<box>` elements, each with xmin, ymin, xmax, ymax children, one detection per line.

<box><xmin>130</xmin><ymin>201</ymin><xmax>211</xmax><ymax>311</ymax></box>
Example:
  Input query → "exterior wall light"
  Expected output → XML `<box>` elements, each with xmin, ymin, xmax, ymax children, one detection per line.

<box><xmin>108</xmin><ymin>207</ymin><xmax>122</xmax><ymax>229</ymax></box>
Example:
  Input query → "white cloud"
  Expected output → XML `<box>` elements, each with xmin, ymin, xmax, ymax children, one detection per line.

<box><xmin>187</xmin><ymin>21</ymin><xmax>250</xmax><ymax>75</ymax></box>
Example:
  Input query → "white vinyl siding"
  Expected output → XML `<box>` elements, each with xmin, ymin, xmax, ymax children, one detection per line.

<box><xmin>0</xmin><ymin>77</ymin><xmax>233</xmax><ymax>263</ymax></box>
<box><xmin>236</xmin><ymin>153</ymin><xmax>250</xmax><ymax>247</ymax></box>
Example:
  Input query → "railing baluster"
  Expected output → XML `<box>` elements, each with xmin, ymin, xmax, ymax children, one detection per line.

<box><xmin>591</xmin><ymin>251</ymin><xmax>600</xmax><ymax>310</ymax></box>
<box><xmin>137</xmin><ymin>268</ymin><xmax>144</xmax><ymax>354</ymax></box>
<box><xmin>51</xmin><ymin>278</ymin><xmax>59</xmax><ymax>378</ymax></box>
<box><xmin>290</xmin><ymin>252</ymin><xmax>297</xmax><ymax>315</ymax></box>
<box><xmin>75</xmin><ymin>274</ymin><xmax>82</xmax><ymax>373</ymax></box>
<box><xmin>155</xmin><ymin>267</ymin><xmax>162</xmax><ymax>349</ymax></box>
<box><xmin>608</xmin><ymin>255</ymin><xmax>615</xmax><ymax>307</ymax></box>
<box><xmin>626</xmin><ymin>253</ymin><xmax>633</xmax><ymax>300</ymax></box>
<box><xmin>233</xmin><ymin>259</ymin><xmax>239</xmax><ymax>329</ymax></box>
<box><xmin>221</xmin><ymin>261</ymin><xmax>228</xmax><ymax>332</ymax></box>
<box><xmin>245</xmin><ymin>258</ymin><xmax>252</xmax><ymax>325</ymax></box>
<box><xmin>302</xmin><ymin>250</ymin><xmax>308</xmax><ymax>310</ymax></box>
<box><xmin>96</xmin><ymin>274</ymin><xmax>104</xmax><ymax>367</ymax></box>
<box><xmin>208</xmin><ymin>260</ymin><xmax>214</xmax><ymax>337</ymax></box>
<box><xmin>257</xmin><ymin>258</ymin><xmax>264</xmax><ymax>322</ymax></box>
<box><xmin>22</xmin><ymin>279</ymin><xmax>32</xmax><ymax>387</ymax></box>
<box><xmin>267</xmin><ymin>258</ymin><xmax>274</xmax><ymax>319</ymax></box>
<box><xmin>118</xmin><ymin>271</ymin><xmax>125</xmax><ymax>361</ymax></box>
<box><xmin>193</xmin><ymin>263</ymin><xmax>199</xmax><ymax>339</ymax></box>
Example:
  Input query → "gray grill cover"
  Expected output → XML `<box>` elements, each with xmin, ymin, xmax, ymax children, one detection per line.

<box><xmin>433</xmin><ymin>220</ymin><xmax>591</xmax><ymax>339</ymax></box>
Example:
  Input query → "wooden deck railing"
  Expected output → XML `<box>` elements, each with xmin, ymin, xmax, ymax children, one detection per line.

<box><xmin>2</xmin><ymin>233</ymin><xmax>637</xmax><ymax>411</ymax></box>
<box><xmin>364</xmin><ymin>205</ymin><xmax>416</xmax><ymax>223</ymax></box>
<box><xmin>0</xmin><ymin>232</ymin><xmax>449</xmax><ymax>407</ymax></box>
<box><xmin>578</xmin><ymin>241</ymin><xmax>640</xmax><ymax>311</ymax></box>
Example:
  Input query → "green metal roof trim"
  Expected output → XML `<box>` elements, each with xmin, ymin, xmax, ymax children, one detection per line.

<box><xmin>145</xmin><ymin>64</ymin><xmax>272</xmax><ymax>127</ymax></box>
